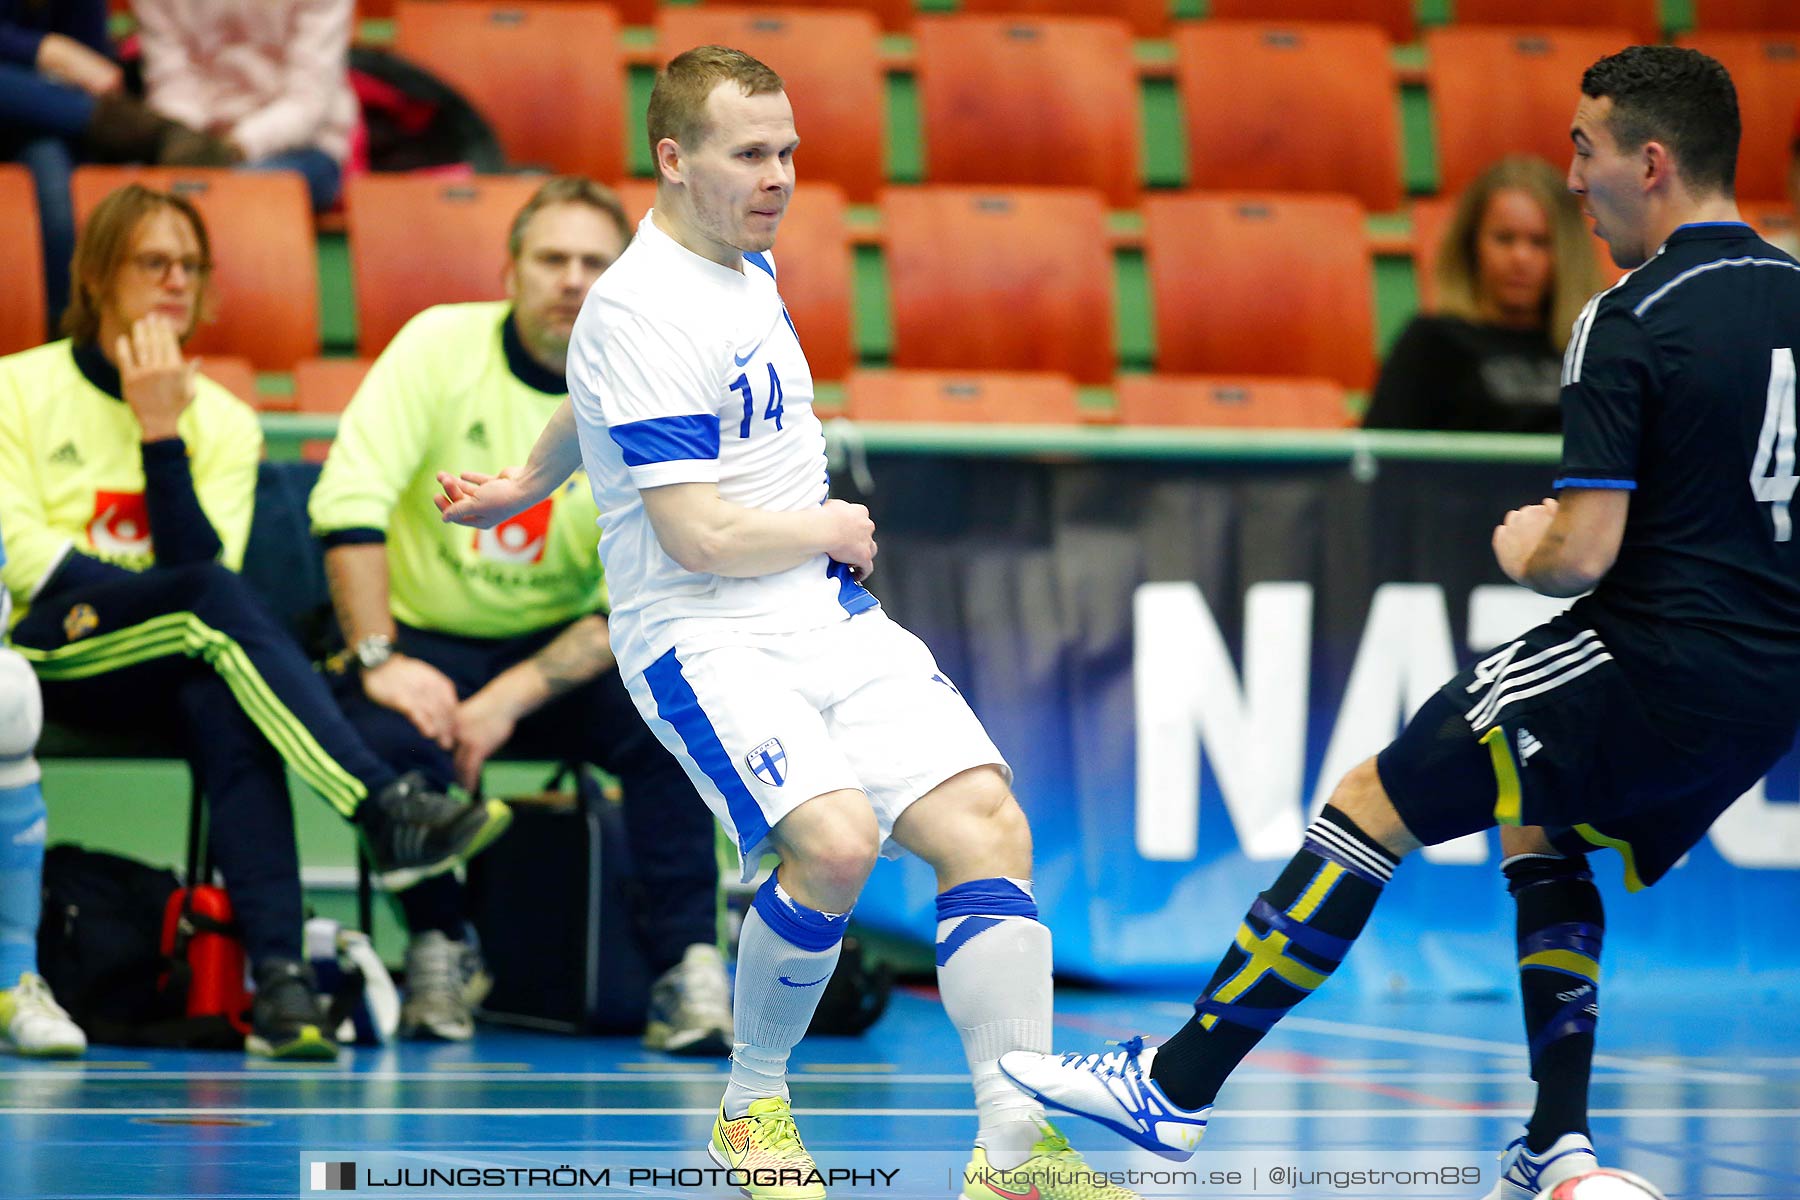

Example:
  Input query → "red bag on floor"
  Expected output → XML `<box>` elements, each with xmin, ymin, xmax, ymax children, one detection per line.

<box><xmin>37</xmin><ymin>844</ymin><xmax>248</xmax><ymax>1049</ymax></box>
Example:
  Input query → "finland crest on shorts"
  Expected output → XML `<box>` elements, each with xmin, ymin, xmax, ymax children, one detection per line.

<box><xmin>747</xmin><ymin>738</ymin><xmax>788</xmax><ymax>787</ymax></box>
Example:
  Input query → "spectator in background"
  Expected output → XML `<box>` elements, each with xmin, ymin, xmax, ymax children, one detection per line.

<box><xmin>134</xmin><ymin>0</ymin><xmax>357</xmax><ymax>212</ymax></box>
<box><xmin>309</xmin><ymin>177</ymin><xmax>730</xmax><ymax>1052</ymax></box>
<box><xmin>0</xmin><ymin>184</ymin><xmax>510</xmax><ymax>1059</ymax></box>
<box><xmin>1364</xmin><ymin>156</ymin><xmax>1604</xmax><ymax>433</ymax></box>
<box><xmin>2</xmin><ymin>0</ymin><xmax>233</xmax><ymax>333</ymax></box>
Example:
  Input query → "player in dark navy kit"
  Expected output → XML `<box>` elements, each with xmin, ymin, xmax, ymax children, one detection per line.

<box><xmin>996</xmin><ymin>45</ymin><xmax>1799</xmax><ymax>1200</ymax></box>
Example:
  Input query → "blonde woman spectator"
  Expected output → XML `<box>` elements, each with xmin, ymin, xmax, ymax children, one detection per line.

<box><xmin>1364</xmin><ymin>156</ymin><xmax>1605</xmax><ymax>433</ymax></box>
<box><xmin>135</xmin><ymin>0</ymin><xmax>357</xmax><ymax>211</ymax></box>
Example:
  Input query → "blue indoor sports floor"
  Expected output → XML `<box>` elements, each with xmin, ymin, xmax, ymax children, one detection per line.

<box><xmin>4</xmin><ymin>984</ymin><xmax>1797</xmax><ymax>1199</ymax></box>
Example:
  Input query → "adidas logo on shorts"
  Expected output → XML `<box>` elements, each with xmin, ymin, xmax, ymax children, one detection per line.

<box><xmin>1516</xmin><ymin>728</ymin><xmax>1544</xmax><ymax>762</ymax></box>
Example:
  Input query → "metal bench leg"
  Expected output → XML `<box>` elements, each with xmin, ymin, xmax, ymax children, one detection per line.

<box><xmin>356</xmin><ymin>850</ymin><xmax>373</xmax><ymax>936</ymax></box>
<box><xmin>185</xmin><ymin>776</ymin><xmax>210</xmax><ymax>885</ymax></box>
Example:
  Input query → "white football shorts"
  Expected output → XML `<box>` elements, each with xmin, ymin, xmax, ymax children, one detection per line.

<box><xmin>621</xmin><ymin>608</ymin><xmax>1009</xmax><ymax>879</ymax></box>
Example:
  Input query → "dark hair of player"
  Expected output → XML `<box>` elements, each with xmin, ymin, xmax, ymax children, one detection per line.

<box><xmin>1581</xmin><ymin>45</ymin><xmax>1741</xmax><ymax>197</ymax></box>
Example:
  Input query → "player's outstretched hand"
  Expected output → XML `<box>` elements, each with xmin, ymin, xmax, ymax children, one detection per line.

<box><xmin>1492</xmin><ymin>496</ymin><xmax>1559</xmax><ymax>585</ymax></box>
<box><xmin>435</xmin><ymin>466</ymin><xmax>532</xmax><ymax>529</ymax></box>
<box><xmin>822</xmin><ymin>498</ymin><xmax>877</xmax><ymax>582</ymax></box>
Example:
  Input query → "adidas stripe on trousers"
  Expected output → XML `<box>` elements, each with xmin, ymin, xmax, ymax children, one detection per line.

<box><xmin>12</xmin><ymin>562</ymin><xmax>400</xmax><ymax>964</ymax></box>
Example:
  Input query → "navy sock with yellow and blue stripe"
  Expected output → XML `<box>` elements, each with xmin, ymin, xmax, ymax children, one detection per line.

<box><xmin>1503</xmin><ymin>852</ymin><xmax>1602</xmax><ymax>1154</ymax></box>
<box><xmin>1149</xmin><ymin>805</ymin><xmax>1401</xmax><ymax>1110</ymax></box>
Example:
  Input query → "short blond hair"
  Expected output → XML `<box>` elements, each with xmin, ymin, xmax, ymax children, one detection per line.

<box><xmin>507</xmin><ymin>176</ymin><xmax>632</xmax><ymax>260</ymax></box>
<box><xmin>646</xmin><ymin>44</ymin><xmax>784</xmax><ymax>165</ymax></box>
<box><xmin>62</xmin><ymin>183</ymin><xmax>215</xmax><ymax>343</ymax></box>
<box><xmin>1433</xmin><ymin>156</ymin><xmax>1602</xmax><ymax>352</ymax></box>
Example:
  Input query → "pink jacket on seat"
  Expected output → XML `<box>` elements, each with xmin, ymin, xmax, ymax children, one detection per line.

<box><xmin>136</xmin><ymin>0</ymin><xmax>357</xmax><ymax>165</ymax></box>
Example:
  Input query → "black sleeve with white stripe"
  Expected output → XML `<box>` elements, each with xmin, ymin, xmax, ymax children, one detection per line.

<box><xmin>1556</xmin><ymin>302</ymin><xmax>1656</xmax><ymax>491</ymax></box>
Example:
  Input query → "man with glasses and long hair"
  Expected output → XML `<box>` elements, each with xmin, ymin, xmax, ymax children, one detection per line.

<box><xmin>0</xmin><ymin>183</ymin><xmax>510</xmax><ymax>1059</ymax></box>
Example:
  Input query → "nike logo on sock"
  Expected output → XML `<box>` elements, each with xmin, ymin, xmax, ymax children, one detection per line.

<box><xmin>778</xmin><ymin>974</ymin><xmax>830</xmax><ymax>988</ymax></box>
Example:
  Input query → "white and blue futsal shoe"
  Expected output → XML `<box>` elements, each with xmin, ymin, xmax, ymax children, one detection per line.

<box><xmin>999</xmin><ymin>1036</ymin><xmax>1209</xmax><ymax>1161</ymax></box>
<box><xmin>1485</xmin><ymin>1132</ymin><xmax>1598</xmax><ymax>1199</ymax></box>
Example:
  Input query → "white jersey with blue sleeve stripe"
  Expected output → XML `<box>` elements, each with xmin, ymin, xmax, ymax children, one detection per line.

<box><xmin>565</xmin><ymin>213</ymin><xmax>875</xmax><ymax>678</ymax></box>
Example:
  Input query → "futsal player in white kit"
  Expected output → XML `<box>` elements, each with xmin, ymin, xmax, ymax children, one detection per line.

<box><xmin>436</xmin><ymin>45</ymin><xmax>1134</xmax><ymax>1200</ymax></box>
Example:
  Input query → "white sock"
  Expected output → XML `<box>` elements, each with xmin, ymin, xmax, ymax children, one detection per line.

<box><xmin>936</xmin><ymin>877</ymin><xmax>1052</xmax><ymax>1170</ymax></box>
<box><xmin>722</xmin><ymin>874</ymin><xmax>847</xmax><ymax>1119</ymax></box>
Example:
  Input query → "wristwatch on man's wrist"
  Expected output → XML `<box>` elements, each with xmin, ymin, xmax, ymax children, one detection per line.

<box><xmin>354</xmin><ymin>633</ymin><xmax>396</xmax><ymax>672</ymax></box>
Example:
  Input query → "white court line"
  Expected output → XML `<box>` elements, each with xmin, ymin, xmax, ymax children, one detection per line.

<box><xmin>0</xmin><ymin>1079</ymin><xmax>964</xmax><ymax>1086</ymax></box>
<box><xmin>4</xmin><ymin>1106</ymin><xmax>1798</xmax><ymax>1119</ymax></box>
<box><xmin>1665</xmin><ymin>1057</ymin><xmax>1800</xmax><ymax>1068</ymax></box>
<box><xmin>1148</xmin><ymin>1007</ymin><xmax>1762</xmax><ymax>1084</ymax></box>
<box><xmin>0</xmin><ymin>1069</ymin><xmax>1754</xmax><ymax>1085</ymax></box>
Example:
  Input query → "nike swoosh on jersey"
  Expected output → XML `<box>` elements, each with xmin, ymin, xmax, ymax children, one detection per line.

<box><xmin>733</xmin><ymin>339</ymin><xmax>765</xmax><ymax>367</ymax></box>
<box><xmin>777</xmin><ymin>974</ymin><xmax>830</xmax><ymax>988</ymax></box>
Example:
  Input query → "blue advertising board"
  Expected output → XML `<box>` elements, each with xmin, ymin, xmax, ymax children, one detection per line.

<box><xmin>848</xmin><ymin>454</ymin><xmax>1800</xmax><ymax>996</ymax></box>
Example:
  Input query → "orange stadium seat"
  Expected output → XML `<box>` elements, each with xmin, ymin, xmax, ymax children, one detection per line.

<box><xmin>1207</xmin><ymin>0</ymin><xmax>1414</xmax><ymax>45</ymax></box>
<box><xmin>915</xmin><ymin>15</ymin><xmax>1140</xmax><ymax>208</ymax></box>
<box><xmin>1455</xmin><ymin>0</ymin><xmax>1661</xmax><ymax>45</ymax></box>
<box><xmin>1427</xmin><ymin>27</ymin><xmax>1636</xmax><ymax>197</ymax></box>
<box><xmin>345</xmin><ymin>174</ymin><xmax>545</xmax><ymax>356</ymax></box>
<box><xmin>955</xmin><ymin>0</ymin><xmax>1169</xmax><ymax>39</ymax></box>
<box><xmin>656</xmin><ymin>7</ymin><xmax>885</xmax><ymax>203</ymax></box>
<box><xmin>70</xmin><ymin>167</ymin><xmax>318</xmax><ymax>370</ymax></box>
<box><xmin>1176</xmin><ymin>22</ymin><xmax>1402</xmax><ymax>212</ymax></box>
<box><xmin>1692</xmin><ymin>1</ymin><xmax>1800</xmax><ymax>31</ymax></box>
<box><xmin>0</xmin><ymin>166</ymin><xmax>45</xmax><ymax>357</ymax></box>
<box><xmin>1143</xmin><ymin>193</ymin><xmax>1375</xmax><ymax>389</ymax></box>
<box><xmin>371</xmin><ymin>0</ymin><xmax>658</xmax><ymax>17</ymax></box>
<box><xmin>611</xmin><ymin>179</ymin><xmax>656</xmax><ymax>227</ymax></box>
<box><xmin>594</xmin><ymin>0</ymin><xmax>658</xmax><ymax>24</ymax></box>
<box><xmin>883</xmin><ymin>186</ymin><xmax>1114</xmax><ymax>384</ymax></box>
<box><xmin>1679</xmin><ymin>33</ymin><xmax>1800</xmax><ymax>203</ymax></box>
<box><xmin>1114</xmin><ymin>375</ymin><xmax>1352</xmax><ymax>429</ymax></box>
<box><xmin>703</xmin><ymin>0</ymin><xmax>917</xmax><ymax>35</ymax></box>
<box><xmin>758</xmin><ymin>184</ymin><xmax>855</xmax><ymax>382</ymax></box>
<box><xmin>845</xmin><ymin>370</ymin><xmax>1082</xmax><ymax>424</ymax></box>
<box><xmin>294</xmin><ymin>358</ymin><xmax>374</xmax><ymax>414</ymax></box>
<box><xmin>394</xmin><ymin>1</ymin><xmax>625</xmax><ymax>180</ymax></box>
<box><xmin>1744</xmin><ymin>202</ymin><xmax>1799</xmax><ymax>245</ymax></box>
<box><xmin>196</xmin><ymin>356</ymin><xmax>261</xmax><ymax>409</ymax></box>
<box><xmin>294</xmin><ymin>358</ymin><xmax>374</xmax><ymax>462</ymax></box>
